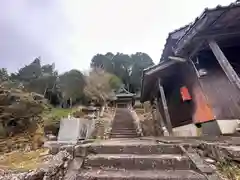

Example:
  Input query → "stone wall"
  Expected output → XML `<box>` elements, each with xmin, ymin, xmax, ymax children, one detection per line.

<box><xmin>0</xmin><ymin>150</ymin><xmax>72</xmax><ymax>180</ymax></box>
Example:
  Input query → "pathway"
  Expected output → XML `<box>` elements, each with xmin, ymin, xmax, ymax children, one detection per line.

<box><xmin>73</xmin><ymin>108</ymin><xmax>223</xmax><ymax>179</ymax></box>
<box><xmin>110</xmin><ymin>108</ymin><xmax>139</xmax><ymax>138</ymax></box>
<box><xmin>77</xmin><ymin>138</ymin><xmax>207</xmax><ymax>180</ymax></box>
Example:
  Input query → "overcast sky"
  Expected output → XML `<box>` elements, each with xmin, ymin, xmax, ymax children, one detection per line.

<box><xmin>0</xmin><ymin>0</ymin><xmax>234</xmax><ymax>73</ymax></box>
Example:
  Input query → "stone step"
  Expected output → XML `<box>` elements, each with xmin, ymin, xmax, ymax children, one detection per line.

<box><xmin>113</xmin><ymin>121</ymin><xmax>133</xmax><ymax>122</ymax></box>
<box><xmin>111</xmin><ymin>127</ymin><xmax>136</xmax><ymax>130</ymax></box>
<box><xmin>77</xmin><ymin>169</ymin><xmax>205</xmax><ymax>180</ymax></box>
<box><xmin>113</xmin><ymin>121</ymin><xmax>134</xmax><ymax>124</ymax></box>
<box><xmin>110</xmin><ymin>132</ymin><xmax>137</xmax><ymax>135</ymax></box>
<box><xmin>114</xmin><ymin>113</ymin><xmax>132</xmax><ymax>116</ymax></box>
<box><xmin>111</xmin><ymin>127</ymin><xmax>135</xmax><ymax>129</ymax></box>
<box><xmin>111</xmin><ymin>126</ymin><xmax>135</xmax><ymax>129</ymax></box>
<box><xmin>112</xmin><ymin>122</ymin><xmax>135</xmax><ymax>124</ymax></box>
<box><xmin>110</xmin><ymin>131</ymin><xmax>136</xmax><ymax>135</ymax></box>
<box><xmin>112</xmin><ymin>118</ymin><xmax>133</xmax><ymax>120</ymax></box>
<box><xmin>114</xmin><ymin>118</ymin><xmax>133</xmax><ymax>119</ymax></box>
<box><xmin>111</xmin><ymin>129</ymin><xmax>136</xmax><ymax>131</ymax></box>
<box><xmin>110</xmin><ymin>131</ymin><xmax>137</xmax><ymax>134</ymax></box>
<box><xmin>112</xmin><ymin>117</ymin><xmax>133</xmax><ymax>119</ymax></box>
<box><xmin>85</xmin><ymin>144</ymin><xmax>182</xmax><ymax>154</ymax></box>
<box><xmin>84</xmin><ymin>154</ymin><xmax>192</xmax><ymax>170</ymax></box>
<box><xmin>112</xmin><ymin>120</ymin><xmax>133</xmax><ymax>122</ymax></box>
<box><xmin>113</xmin><ymin>121</ymin><xmax>133</xmax><ymax>124</ymax></box>
<box><xmin>110</xmin><ymin>131</ymin><xmax>137</xmax><ymax>135</ymax></box>
<box><xmin>110</xmin><ymin>134</ymin><xmax>138</xmax><ymax>138</ymax></box>
<box><xmin>113</xmin><ymin>117</ymin><xmax>131</xmax><ymax>119</ymax></box>
<box><xmin>112</xmin><ymin>129</ymin><xmax>136</xmax><ymax>132</ymax></box>
<box><xmin>114</xmin><ymin>114</ymin><xmax>132</xmax><ymax>116</ymax></box>
<box><xmin>111</xmin><ymin>129</ymin><xmax>137</xmax><ymax>131</ymax></box>
<box><xmin>111</xmin><ymin>125</ymin><xmax>135</xmax><ymax>128</ymax></box>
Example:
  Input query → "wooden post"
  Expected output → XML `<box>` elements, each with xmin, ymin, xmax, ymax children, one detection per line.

<box><xmin>208</xmin><ymin>40</ymin><xmax>240</xmax><ymax>90</ymax></box>
<box><xmin>155</xmin><ymin>99</ymin><xmax>166</xmax><ymax>135</ymax></box>
<box><xmin>157</xmin><ymin>78</ymin><xmax>173</xmax><ymax>136</ymax></box>
<box><xmin>150</xmin><ymin>98</ymin><xmax>164</xmax><ymax>136</ymax></box>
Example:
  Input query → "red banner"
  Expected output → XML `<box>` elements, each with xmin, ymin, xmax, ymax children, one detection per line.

<box><xmin>180</xmin><ymin>86</ymin><xmax>192</xmax><ymax>101</ymax></box>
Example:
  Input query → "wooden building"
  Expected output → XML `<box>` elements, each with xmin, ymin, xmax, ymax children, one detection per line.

<box><xmin>140</xmin><ymin>2</ymin><xmax>240</xmax><ymax>136</ymax></box>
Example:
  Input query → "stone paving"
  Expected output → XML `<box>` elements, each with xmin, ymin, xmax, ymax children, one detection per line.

<box><xmin>77</xmin><ymin>138</ymin><xmax>207</xmax><ymax>180</ymax></box>
<box><xmin>110</xmin><ymin>108</ymin><xmax>139</xmax><ymax>138</ymax></box>
<box><xmin>72</xmin><ymin>135</ymin><xmax>240</xmax><ymax>179</ymax></box>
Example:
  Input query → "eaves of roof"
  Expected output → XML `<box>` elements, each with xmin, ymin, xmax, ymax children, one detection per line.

<box><xmin>160</xmin><ymin>25</ymin><xmax>190</xmax><ymax>62</ymax></box>
<box><xmin>160</xmin><ymin>1</ymin><xmax>240</xmax><ymax>61</ymax></box>
<box><xmin>175</xmin><ymin>1</ymin><xmax>240</xmax><ymax>55</ymax></box>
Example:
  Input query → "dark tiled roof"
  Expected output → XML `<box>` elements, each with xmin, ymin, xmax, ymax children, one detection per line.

<box><xmin>160</xmin><ymin>0</ymin><xmax>240</xmax><ymax>61</ymax></box>
<box><xmin>160</xmin><ymin>25</ymin><xmax>190</xmax><ymax>62</ymax></box>
<box><xmin>169</xmin><ymin>24</ymin><xmax>190</xmax><ymax>36</ymax></box>
<box><xmin>116</xmin><ymin>93</ymin><xmax>135</xmax><ymax>98</ymax></box>
<box><xmin>115</xmin><ymin>86</ymin><xmax>135</xmax><ymax>98</ymax></box>
<box><xmin>175</xmin><ymin>1</ymin><xmax>240</xmax><ymax>54</ymax></box>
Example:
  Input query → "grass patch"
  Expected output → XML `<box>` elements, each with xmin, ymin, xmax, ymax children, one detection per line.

<box><xmin>42</xmin><ymin>107</ymin><xmax>78</xmax><ymax>135</ymax></box>
<box><xmin>0</xmin><ymin>148</ymin><xmax>49</xmax><ymax>171</ymax></box>
<box><xmin>217</xmin><ymin>161</ymin><xmax>240</xmax><ymax>180</ymax></box>
<box><xmin>43</xmin><ymin>107</ymin><xmax>74</xmax><ymax>122</ymax></box>
<box><xmin>0</xmin><ymin>106</ymin><xmax>82</xmax><ymax>172</ymax></box>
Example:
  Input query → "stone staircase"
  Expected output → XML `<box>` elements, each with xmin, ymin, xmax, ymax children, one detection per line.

<box><xmin>110</xmin><ymin>108</ymin><xmax>139</xmax><ymax>138</ymax></box>
<box><xmin>77</xmin><ymin>139</ymin><xmax>206</xmax><ymax>180</ymax></box>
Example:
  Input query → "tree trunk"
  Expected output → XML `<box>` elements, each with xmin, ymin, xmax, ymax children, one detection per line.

<box><xmin>100</xmin><ymin>105</ymin><xmax>105</xmax><ymax>117</ymax></box>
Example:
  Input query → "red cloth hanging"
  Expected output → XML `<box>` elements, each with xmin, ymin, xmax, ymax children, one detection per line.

<box><xmin>180</xmin><ymin>86</ymin><xmax>192</xmax><ymax>101</ymax></box>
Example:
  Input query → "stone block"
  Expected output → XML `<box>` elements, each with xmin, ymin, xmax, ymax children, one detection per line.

<box><xmin>74</xmin><ymin>145</ymin><xmax>87</xmax><ymax>157</ymax></box>
<box><xmin>58</xmin><ymin>118</ymin><xmax>81</xmax><ymax>142</ymax></box>
<box><xmin>60</xmin><ymin>145</ymin><xmax>75</xmax><ymax>156</ymax></box>
<box><xmin>221</xmin><ymin>145</ymin><xmax>240</xmax><ymax>161</ymax></box>
<box><xmin>46</xmin><ymin>134</ymin><xmax>57</xmax><ymax>141</ymax></box>
<box><xmin>44</xmin><ymin>141</ymin><xmax>60</xmax><ymax>155</ymax></box>
<box><xmin>68</xmin><ymin>157</ymin><xmax>83</xmax><ymax>171</ymax></box>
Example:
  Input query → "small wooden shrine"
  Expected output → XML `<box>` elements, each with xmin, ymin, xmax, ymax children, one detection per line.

<box><xmin>114</xmin><ymin>86</ymin><xmax>136</xmax><ymax>108</ymax></box>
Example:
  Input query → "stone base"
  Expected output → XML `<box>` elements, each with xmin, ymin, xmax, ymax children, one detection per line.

<box><xmin>170</xmin><ymin>119</ymin><xmax>240</xmax><ymax>137</ymax></box>
<box><xmin>44</xmin><ymin>141</ymin><xmax>76</xmax><ymax>155</ymax></box>
<box><xmin>217</xmin><ymin>119</ymin><xmax>239</xmax><ymax>134</ymax></box>
<box><xmin>201</xmin><ymin>119</ymin><xmax>239</xmax><ymax>135</ymax></box>
<box><xmin>172</xmin><ymin>124</ymin><xmax>198</xmax><ymax>137</ymax></box>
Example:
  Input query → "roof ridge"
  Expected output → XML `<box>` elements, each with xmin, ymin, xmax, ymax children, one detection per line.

<box><xmin>175</xmin><ymin>1</ymin><xmax>240</xmax><ymax>47</ymax></box>
<box><xmin>169</xmin><ymin>24</ymin><xmax>190</xmax><ymax>35</ymax></box>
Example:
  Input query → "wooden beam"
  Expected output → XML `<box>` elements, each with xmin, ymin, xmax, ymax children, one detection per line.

<box><xmin>155</xmin><ymin>99</ymin><xmax>166</xmax><ymax>134</ymax></box>
<box><xmin>189</xmin><ymin>58</ymin><xmax>200</xmax><ymax>78</ymax></box>
<box><xmin>157</xmin><ymin>78</ymin><xmax>173</xmax><ymax>136</ymax></box>
<box><xmin>145</xmin><ymin>60</ymin><xmax>177</xmax><ymax>76</ymax></box>
<box><xmin>195</xmin><ymin>28</ymin><xmax>240</xmax><ymax>40</ymax></box>
<box><xmin>150</xmin><ymin>98</ymin><xmax>164</xmax><ymax>136</ymax></box>
<box><xmin>208</xmin><ymin>40</ymin><xmax>240</xmax><ymax>90</ymax></box>
<box><xmin>168</xmin><ymin>56</ymin><xmax>187</xmax><ymax>62</ymax></box>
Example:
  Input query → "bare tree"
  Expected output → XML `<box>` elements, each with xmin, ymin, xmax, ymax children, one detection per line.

<box><xmin>84</xmin><ymin>69</ymin><xmax>120</xmax><ymax>115</ymax></box>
